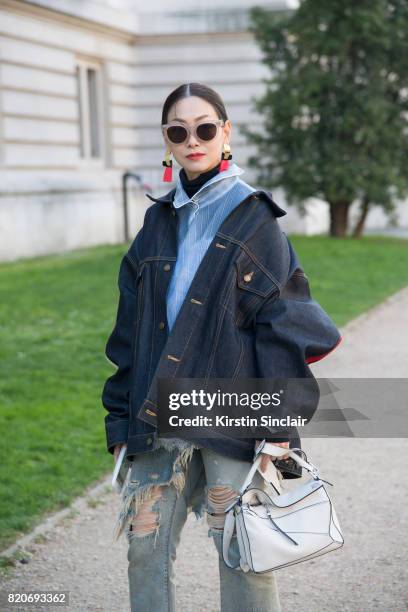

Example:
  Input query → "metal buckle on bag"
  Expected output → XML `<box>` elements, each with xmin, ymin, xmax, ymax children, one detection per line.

<box><xmin>290</xmin><ymin>447</ymin><xmax>320</xmax><ymax>479</ymax></box>
<box><xmin>311</xmin><ymin>467</ymin><xmax>320</xmax><ymax>479</ymax></box>
<box><xmin>307</xmin><ymin>461</ymin><xmax>320</xmax><ymax>479</ymax></box>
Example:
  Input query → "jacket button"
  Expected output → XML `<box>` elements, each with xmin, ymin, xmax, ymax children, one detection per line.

<box><xmin>243</xmin><ymin>272</ymin><xmax>254</xmax><ymax>282</ymax></box>
<box><xmin>163</xmin><ymin>263</ymin><xmax>171</xmax><ymax>271</ymax></box>
<box><xmin>147</xmin><ymin>437</ymin><xmax>153</xmax><ymax>445</ymax></box>
<box><xmin>159</xmin><ymin>321</ymin><xmax>166</xmax><ymax>330</ymax></box>
<box><xmin>171</xmin><ymin>210</ymin><xmax>176</xmax><ymax>216</ymax></box>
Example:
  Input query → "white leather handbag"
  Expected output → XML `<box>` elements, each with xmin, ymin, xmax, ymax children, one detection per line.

<box><xmin>222</xmin><ymin>440</ymin><xmax>344</xmax><ymax>573</ymax></box>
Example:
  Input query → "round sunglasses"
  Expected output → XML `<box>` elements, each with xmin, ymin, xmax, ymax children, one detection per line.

<box><xmin>161</xmin><ymin>119</ymin><xmax>225</xmax><ymax>145</ymax></box>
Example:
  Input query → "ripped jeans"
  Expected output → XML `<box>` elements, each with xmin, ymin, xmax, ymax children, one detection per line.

<box><xmin>114</xmin><ymin>444</ymin><xmax>283</xmax><ymax>612</ymax></box>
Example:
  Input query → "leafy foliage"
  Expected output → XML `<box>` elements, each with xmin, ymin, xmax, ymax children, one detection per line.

<box><xmin>242</xmin><ymin>1</ymin><xmax>408</xmax><ymax>234</ymax></box>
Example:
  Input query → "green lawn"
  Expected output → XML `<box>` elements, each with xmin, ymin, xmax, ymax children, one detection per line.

<box><xmin>0</xmin><ymin>235</ymin><xmax>407</xmax><ymax>550</ymax></box>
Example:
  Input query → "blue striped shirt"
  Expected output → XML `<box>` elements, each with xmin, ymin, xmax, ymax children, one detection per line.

<box><xmin>166</xmin><ymin>162</ymin><xmax>256</xmax><ymax>332</ymax></box>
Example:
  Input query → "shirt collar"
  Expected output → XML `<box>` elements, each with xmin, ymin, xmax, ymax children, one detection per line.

<box><xmin>173</xmin><ymin>162</ymin><xmax>245</xmax><ymax>209</ymax></box>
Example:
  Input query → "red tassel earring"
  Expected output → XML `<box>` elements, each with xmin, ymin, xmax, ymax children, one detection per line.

<box><xmin>220</xmin><ymin>142</ymin><xmax>232</xmax><ymax>172</ymax></box>
<box><xmin>162</xmin><ymin>146</ymin><xmax>173</xmax><ymax>182</ymax></box>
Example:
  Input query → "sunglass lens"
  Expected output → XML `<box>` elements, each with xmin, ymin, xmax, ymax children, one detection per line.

<box><xmin>167</xmin><ymin>125</ymin><xmax>188</xmax><ymax>144</ymax></box>
<box><xmin>196</xmin><ymin>123</ymin><xmax>218</xmax><ymax>141</ymax></box>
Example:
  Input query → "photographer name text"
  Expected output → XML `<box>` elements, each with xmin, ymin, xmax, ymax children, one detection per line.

<box><xmin>167</xmin><ymin>415</ymin><xmax>307</xmax><ymax>427</ymax></box>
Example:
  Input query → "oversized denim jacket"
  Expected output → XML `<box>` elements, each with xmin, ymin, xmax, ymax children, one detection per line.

<box><xmin>101</xmin><ymin>182</ymin><xmax>342</xmax><ymax>481</ymax></box>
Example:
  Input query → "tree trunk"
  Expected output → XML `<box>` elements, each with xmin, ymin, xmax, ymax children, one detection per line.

<box><xmin>329</xmin><ymin>201</ymin><xmax>351</xmax><ymax>237</ymax></box>
<box><xmin>351</xmin><ymin>196</ymin><xmax>370</xmax><ymax>238</ymax></box>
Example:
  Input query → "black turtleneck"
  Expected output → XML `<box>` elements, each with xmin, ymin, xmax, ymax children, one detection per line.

<box><xmin>179</xmin><ymin>162</ymin><xmax>221</xmax><ymax>199</ymax></box>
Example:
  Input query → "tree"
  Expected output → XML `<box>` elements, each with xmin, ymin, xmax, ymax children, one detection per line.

<box><xmin>242</xmin><ymin>0</ymin><xmax>408</xmax><ymax>237</ymax></box>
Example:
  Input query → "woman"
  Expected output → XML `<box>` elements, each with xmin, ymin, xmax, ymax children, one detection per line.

<box><xmin>102</xmin><ymin>82</ymin><xmax>342</xmax><ymax>612</ymax></box>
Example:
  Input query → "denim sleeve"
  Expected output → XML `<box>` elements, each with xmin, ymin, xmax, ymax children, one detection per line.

<box><xmin>254</xmin><ymin>235</ymin><xmax>342</xmax><ymax>444</ymax></box>
<box><xmin>101</xmin><ymin>207</ymin><xmax>153</xmax><ymax>454</ymax></box>
<box><xmin>101</xmin><ymin>253</ymin><xmax>140</xmax><ymax>454</ymax></box>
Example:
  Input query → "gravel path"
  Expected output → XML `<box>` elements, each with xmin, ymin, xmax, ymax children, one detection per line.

<box><xmin>1</xmin><ymin>287</ymin><xmax>408</xmax><ymax>612</ymax></box>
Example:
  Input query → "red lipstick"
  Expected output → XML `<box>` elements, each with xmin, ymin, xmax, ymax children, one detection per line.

<box><xmin>186</xmin><ymin>153</ymin><xmax>205</xmax><ymax>160</ymax></box>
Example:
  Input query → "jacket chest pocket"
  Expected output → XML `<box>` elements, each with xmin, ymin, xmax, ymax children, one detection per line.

<box><xmin>232</xmin><ymin>251</ymin><xmax>279</xmax><ymax>327</ymax></box>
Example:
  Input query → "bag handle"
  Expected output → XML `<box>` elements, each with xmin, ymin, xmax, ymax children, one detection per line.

<box><xmin>241</xmin><ymin>442</ymin><xmax>319</xmax><ymax>497</ymax></box>
<box><xmin>254</xmin><ymin>440</ymin><xmax>320</xmax><ymax>473</ymax></box>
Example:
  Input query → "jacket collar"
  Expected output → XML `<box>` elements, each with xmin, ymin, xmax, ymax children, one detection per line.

<box><xmin>173</xmin><ymin>162</ymin><xmax>244</xmax><ymax>208</ymax></box>
<box><xmin>145</xmin><ymin>175</ymin><xmax>287</xmax><ymax>218</ymax></box>
<box><xmin>145</xmin><ymin>162</ymin><xmax>241</xmax><ymax>206</ymax></box>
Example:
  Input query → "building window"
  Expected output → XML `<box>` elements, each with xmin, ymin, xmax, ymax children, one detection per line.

<box><xmin>76</xmin><ymin>59</ymin><xmax>106</xmax><ymax>162</ymax></box>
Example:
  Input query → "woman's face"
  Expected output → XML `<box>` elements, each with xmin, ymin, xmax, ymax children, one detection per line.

<box><xmin>162</xmin><ymin>96</ymin><xmax>232</xmax><ymax>180</ymax></box>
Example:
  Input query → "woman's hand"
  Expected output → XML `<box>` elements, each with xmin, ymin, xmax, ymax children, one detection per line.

<box><xmin>113</xmin><ymin>443</ymin><xmax>126</xmax><ymax>465</ymax></box>
<box><xmin>255</xmin><ymin>440</ymin><xmax>290</xmax><ymax>473</ymax></box>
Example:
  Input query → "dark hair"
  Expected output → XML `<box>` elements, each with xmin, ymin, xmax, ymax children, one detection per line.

<box><xmin>161</xmin><ymin>82</ymin><xmax>228</xmax><ymax>125</ymax></box>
